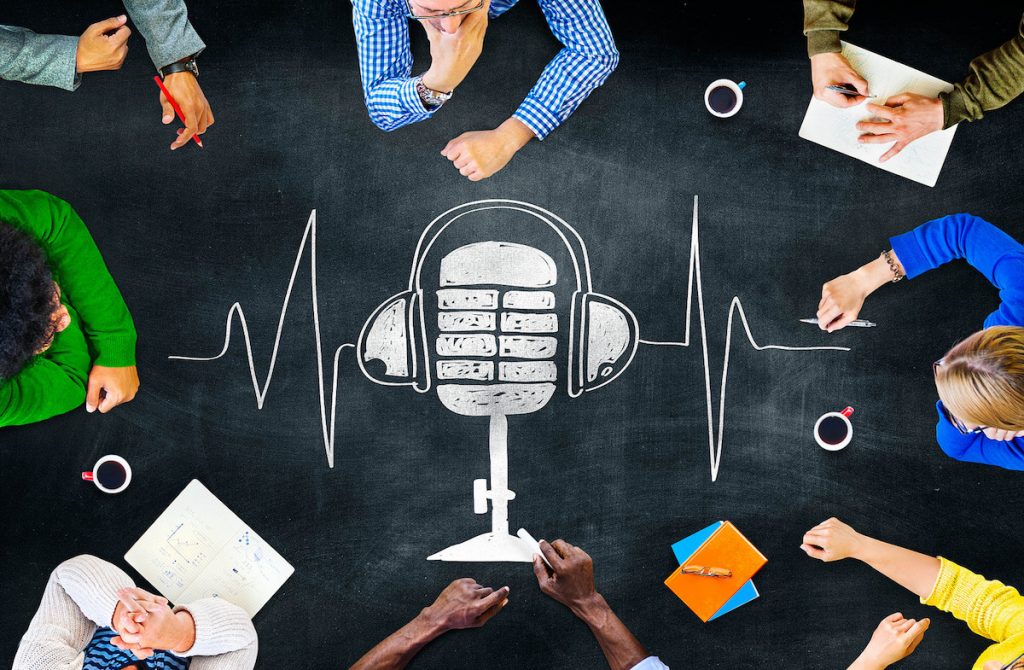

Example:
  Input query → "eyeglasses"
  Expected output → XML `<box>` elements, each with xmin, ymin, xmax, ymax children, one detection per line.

<box><xmin>933</xmin><ymin>359</ymin><xmax>985</xmax><ymax>435</ymax></box>
<box><xmin>681</xmin><ymin>565</ymin><xmax>732</xmax><ymax>578</ymax></box>
<box><xmin>404</xmin><ymin>0</ymin><xmax>485</xmax><ymax>21</ymax></box>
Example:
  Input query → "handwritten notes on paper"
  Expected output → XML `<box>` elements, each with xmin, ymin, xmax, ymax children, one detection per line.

<box><xmin>125</xmin><ymin>480</ymin><xmax>294</xmax><ymax>617</ymax></box>
<box><xmin>799</xmin><ymin>42</ymin><xmax>958</xmax><ymax>187</ymax></box>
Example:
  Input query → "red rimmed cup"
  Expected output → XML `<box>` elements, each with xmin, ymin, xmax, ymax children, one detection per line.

<box><xmin>814</xmin><ymin>407</ymin><xmax>854</xmax><ymax>451</ymax></box>
<box><xmin>82</xmin><ymin>455</ymin><xmax>132</xmax><ymax>494</ymax></box>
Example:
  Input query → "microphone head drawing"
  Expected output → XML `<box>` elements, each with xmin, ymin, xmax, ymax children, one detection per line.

<box><xmin>357</xmin><ymin>200</ymin><xmax>639</xmax><ymax>562</ymax></box>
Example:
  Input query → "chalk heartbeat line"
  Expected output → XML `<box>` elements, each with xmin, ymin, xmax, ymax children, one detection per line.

<box><xmin>640</xmin><ymin>196</ymin><xmax>849</xmax><ymax>481</ymax></box>
<box><xmin>169</xmin><ymin>198</ymin><xmax>849</xmax><ymax>479</ymax></box>
<box><xmin>168</xmin><ymin>210</ymin><xmax>350</xmax><ymax>468</ymax></box>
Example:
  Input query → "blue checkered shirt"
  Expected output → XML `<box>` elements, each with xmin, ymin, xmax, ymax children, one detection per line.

<box><xmin>351</xmin><ymin>0</ymin><xmax>618</xmax><ymax>139</ymax></box>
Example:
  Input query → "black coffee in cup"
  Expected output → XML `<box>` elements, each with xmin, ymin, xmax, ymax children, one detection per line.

<box><xmin>708</xmin><ymin>86</ymin><xmax>738</xmax><ymax>114</ymax></box>
<box><xmin>816</xmin><ymin>415</ymin><xmax>849</xmax><ymax>446</ymax></box>
<box><xmin>96</xmin><ymin>460</ymin><xmax>128</xmax><ymax>489</ymax></box>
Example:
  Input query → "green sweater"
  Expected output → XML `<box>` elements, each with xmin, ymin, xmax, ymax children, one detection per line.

<box><xmin>0</xmin><ymin>190</ymin><xmax>136</xmax><ymax>427</ymax></box>
<box><xmin>803</xmin><ymin>1</ymin><xmax>1024</xmax><ymax>128</ymax></box>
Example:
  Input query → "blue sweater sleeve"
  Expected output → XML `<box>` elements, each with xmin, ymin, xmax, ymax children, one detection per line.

<box><xmin>935</xmin><ymin>402</ymin><xmax>1024</xmax><ymax>470</ymax></box>
<box><xmin>889</xmin><ymin>214</ymin><xmax>1024</xmax><ymax>328</ymax></box>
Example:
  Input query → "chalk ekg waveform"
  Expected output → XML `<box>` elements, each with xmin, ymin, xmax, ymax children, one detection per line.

<box><xmin>639</xmin><ymin>196</ymin><xmax>849</xmax><ymax>481</ymax></box>
<box><xmin>168</xmin><ymin>210</ymin><xmax>351</xmax><ymax>468</ymax></box>
<box><xmin>170</xmin><ymin>198</ymin><xmax>849</xmax><ymax>479</ymax></box>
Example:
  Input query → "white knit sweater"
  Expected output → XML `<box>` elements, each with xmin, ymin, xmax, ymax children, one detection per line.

<box><xmin>12</xmin><ymin>555</ymin><xmax>258</xmax><ymax>670</ymax></box>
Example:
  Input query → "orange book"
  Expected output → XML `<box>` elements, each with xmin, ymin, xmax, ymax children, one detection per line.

<box><xmin>663</xmin><ymin>521</ymin><xmax>767</xmax><ymax>622</ymax></box>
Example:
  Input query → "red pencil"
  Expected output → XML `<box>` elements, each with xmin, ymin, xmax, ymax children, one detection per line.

<box><xmin>153</xmin><ymin>75</ymin><xmax>203</xmax><ymax>148</ymax></box>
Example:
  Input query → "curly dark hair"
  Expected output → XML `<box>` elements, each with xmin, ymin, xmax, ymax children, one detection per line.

<box><xmin>0</xmin><ymin>221</ymin><xmax>57</xmax><ymax>379</ymax></box>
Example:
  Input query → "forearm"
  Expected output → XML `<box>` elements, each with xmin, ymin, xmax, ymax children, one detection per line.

<box><xmin>573</xmin><ymin>594</ymin><xmax>649</xmax><ymax>670</ymax></box>
<box><xmin>123</xmin><ymin>0</ymin><xmax>205</xmax><ymax>69</ymax></box>
<box><xmin>514</xmin><ymin>47</ymin><xmax>618</xmax><ymax>141</ymax></box>
<box><xmin>0</xmin><ymin>25</ymin><xmax>79</xmax><ymax>90</ymax></box>
<box><xmin>40</xmin><ymin>193</ymin><xmax>135</xmax><ymax>365</ymax></box>
<box><xmin>848</xmin><ymin>656</ymin><xmax>886</xmax><ymax>670</ymax></box>
<box><xmin>174</xmin><ymin>598</ymin><xmax>256</xmax><ymax>658</ymax></box>
<box><xmin>847</xmin><ymin>252</ymin><xmax>904</xmax><ymax>300</ymax></box>
<box><xmin>942</xmin><ymin>15</ymin><xmax>1024</xmax><ymax>126</ymax></box>
<box><xmin>854</xmin><ymin>536</ymin><xmax>941</xmax><ymax>600</ymax></box>
<box><xmin>349</xmin><ymin>611</ymin><xmax>445</xmax><ymax>670</ymax></box>
<box><xmin>0</xmin><ymin>315</ymin><xmax>89</xmax><ymax>427</ymax></box>
<box><xmin>803</xmin><ymin>0</ymin><xmax>857</xmax><ymax>56</ymax></box>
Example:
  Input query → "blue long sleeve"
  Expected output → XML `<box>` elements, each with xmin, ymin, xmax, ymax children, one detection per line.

<box><xmin>512</xmin><ymin>0</ymin><xmax>619</xmax><ymax>140</ymax></box>
<box><xmin>935</xmin><ymin>402</ymin><xmax>1024</xmax><ymax>471</ymax></box>
<box><xmin>351</xmin><ymin>0</ymin><xmax>437</xmax><ymax>132</ymax></box>
<box><xmin>889</xmin><ymin>213</ymin><xmax>1024</xmax><ymax>329</ymax></box>
<box><xmin>350</xmin><ymin>0</ymin><xmax>617</xmax><ymax>136</ymax></box>
<box><xmin>889</xmin><ymin>214</ymin><xmax>1024</xmax><ymax>469</ymax></box>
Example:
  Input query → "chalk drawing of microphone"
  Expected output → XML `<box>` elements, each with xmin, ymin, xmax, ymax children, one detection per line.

<box><xmin>357</xmin><ymin>200</ymin><xmax>639</xmax><ymax>562</ymax></box>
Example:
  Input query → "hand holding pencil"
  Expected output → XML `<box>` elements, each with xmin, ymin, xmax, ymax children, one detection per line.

<box><xmin>153</xmin><ymin>72</ymin><xmax>214</xmax><ymax>150</ymax></box>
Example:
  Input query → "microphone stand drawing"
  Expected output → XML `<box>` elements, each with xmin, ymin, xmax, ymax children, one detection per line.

<box><xmin>357</xmin><ymin>201</ymin><xmax>639</xmax><ymax>562</ymax></box>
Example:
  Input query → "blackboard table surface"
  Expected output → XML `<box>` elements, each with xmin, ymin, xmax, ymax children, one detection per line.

<box><xmin>2</xmin><ymin>1</ymin><xmax>1023</xmax><ymax>668</ymax></box>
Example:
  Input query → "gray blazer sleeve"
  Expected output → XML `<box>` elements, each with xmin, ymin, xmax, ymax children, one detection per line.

<box><xmin>0</xmin><ymin>25</ymin><xmax>80</xmax><ymax>90</ymax></box>
<box><xmin>123</xmin><ymin>0</ymin><xmax>206</xmax><ymax>70</ymax></box>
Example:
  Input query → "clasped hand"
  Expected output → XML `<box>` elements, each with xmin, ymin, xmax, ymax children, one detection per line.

<box><xmin>110</xmin><ymin>587</ymin><xmax>196</xmax><ymax>659</ymax></box>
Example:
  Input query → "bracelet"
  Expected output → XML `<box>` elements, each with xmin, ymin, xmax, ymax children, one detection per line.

<box><xmin>882</xmin><ymin>250</ymin><xmax>904</xmax><ymax>283</ymax></box>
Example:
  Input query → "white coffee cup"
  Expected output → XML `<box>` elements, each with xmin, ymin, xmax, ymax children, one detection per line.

<box><xmin>81</xmin><ymin>455</ymin><xmax>132</xmax><ymax>494</ymax></box>
<box><xmin>814</xmin><ymin>407</ymin><xmax>855</xmax><ymax>451</ymax></box>
<box><xmin>704</xmin><ymin>79</ymin><xmax>746</xmax><ymax>118</ymax></box>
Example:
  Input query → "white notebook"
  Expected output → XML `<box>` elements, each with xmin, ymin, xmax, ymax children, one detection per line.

<box><xmin>798</xmin><ymin>41</ymin><xmax>958</xmax><ymax>187</ymax></box>
<box><xmin>125</xmin><ymin>480</ymin><xmax>294</xmax><ymax>617</ymax></box>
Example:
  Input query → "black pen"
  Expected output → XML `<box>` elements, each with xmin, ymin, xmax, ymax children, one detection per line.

<box><xmin>826</xmin><ymin>84</ymin><xmax>877</xmax><ymax>99</ymax></box>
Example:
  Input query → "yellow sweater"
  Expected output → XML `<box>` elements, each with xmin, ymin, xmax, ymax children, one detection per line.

<box><xmin>923</xmin><ymin>557</ymin><xmax>1024</xmax><ymax>669</ymax></box>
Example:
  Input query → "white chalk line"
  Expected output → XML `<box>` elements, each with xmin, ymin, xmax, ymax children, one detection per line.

<box><xmin>168</xmin><ymin>199</ymin><xmax>850</xmax><ymax>481</ymax></box>
<box><xmin>638</xmin><ymin>196</ymin><xmax>850</xmax><ymax>482</ymax></box>
<box><xmin>167</xmin><ymin>210</ymin><xmax>351</xmax><ymax>468</ymax></box>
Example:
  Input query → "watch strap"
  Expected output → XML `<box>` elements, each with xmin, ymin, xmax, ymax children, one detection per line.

<box><xmin>159</xmin><ymin>57</ymin><xmax>199</xmax><ymax>79</ymax></box>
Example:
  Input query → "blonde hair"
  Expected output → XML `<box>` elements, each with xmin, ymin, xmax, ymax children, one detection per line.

<box><xmin>934</xmin><ymin>326</ymin><xmax>1024</xmax><ymax>430</ymax></box>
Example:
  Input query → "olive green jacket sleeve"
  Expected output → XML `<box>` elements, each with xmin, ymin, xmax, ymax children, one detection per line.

<box><xmin>941</xmin><ymin>13</ymin><xmax>1024</xmax><ymax>127</ymax></box>
<box><xmin>802</xmin><ymin>0</ymin><xmax>856</xmax><ymax>57</ymax></box>
<box><xmin>804</xmin><ymin>4</ymin><xmax>1024</xmax><ymax>128</ymax></box>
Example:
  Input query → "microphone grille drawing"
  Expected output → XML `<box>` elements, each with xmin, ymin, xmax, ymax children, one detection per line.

<box><xmin>434</xmin><ymin>241</ymin><xmax>559</xmax><ymax>418</ymax></box>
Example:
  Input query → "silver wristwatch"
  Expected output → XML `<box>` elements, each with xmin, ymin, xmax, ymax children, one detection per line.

<box><xmin>415</xmin><ymin>76</ymin><xmax>452</xmax><ymax>110</ymax></box>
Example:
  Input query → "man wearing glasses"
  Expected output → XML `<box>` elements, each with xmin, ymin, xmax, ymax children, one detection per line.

<box><xmin>351</xmin><ymin>0</ymin><xmax>618</xmax><ymax>181</ymax></box>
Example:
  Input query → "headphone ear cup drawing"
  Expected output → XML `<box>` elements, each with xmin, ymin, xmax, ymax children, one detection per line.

<box><xmin>358</xmin><ymin>287</ymin><xmax>638</xmax><ymax>396</ymax></box>
<box><xmin>357</xmin><ymin>289</ymin><xmax>428</xmax><ymax>390</ymax></box>
<box><xmin>357</xmin><ymin>200</ymin><xmax>639</xmax><ymax>396</ymax></box>
<box><xmin>568</xmin><ymin>291</ymin><xmax>639</xmax><ymax>397</ymax></box>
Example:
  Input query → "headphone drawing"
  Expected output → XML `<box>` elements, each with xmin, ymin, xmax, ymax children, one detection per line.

<box><xmin>357</xmin><ymin>200</ymin><xmax>639</xmax><ymax>399</ymax></box>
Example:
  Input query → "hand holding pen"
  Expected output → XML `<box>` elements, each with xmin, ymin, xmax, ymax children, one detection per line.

<box><xmin>810</xmin><ymin>51</ymin><xmax>871</xmax><ymax>108</ymax></box>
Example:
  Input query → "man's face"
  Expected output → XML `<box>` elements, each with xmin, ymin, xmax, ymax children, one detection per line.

<box><xmin>409</xmin><ymin>0</ymin><xmax>481</xmax><ymax>33</ymax></box>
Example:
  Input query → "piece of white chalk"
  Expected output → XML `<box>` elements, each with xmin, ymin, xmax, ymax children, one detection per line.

<box><xmin>517</xmin><ymin>528</ymin><xmax>553</xmax><ymax>568</ymax></box>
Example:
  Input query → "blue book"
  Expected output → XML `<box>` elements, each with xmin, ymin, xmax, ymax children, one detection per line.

<box><xmin>671</xmin><ymin>521</ymin><xmax>760</xmax><ymax>621</ymax></box>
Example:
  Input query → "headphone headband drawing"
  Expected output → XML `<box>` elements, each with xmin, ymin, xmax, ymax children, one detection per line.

<box><xmin>408</xmin><ymin>200</ymin><xmax>592</xmax><ymax>293</ymax></box>
<box><xmin>357</xmin><ymin>199</ymin><xmax>638</xmax><ymax>399</ymax></box>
